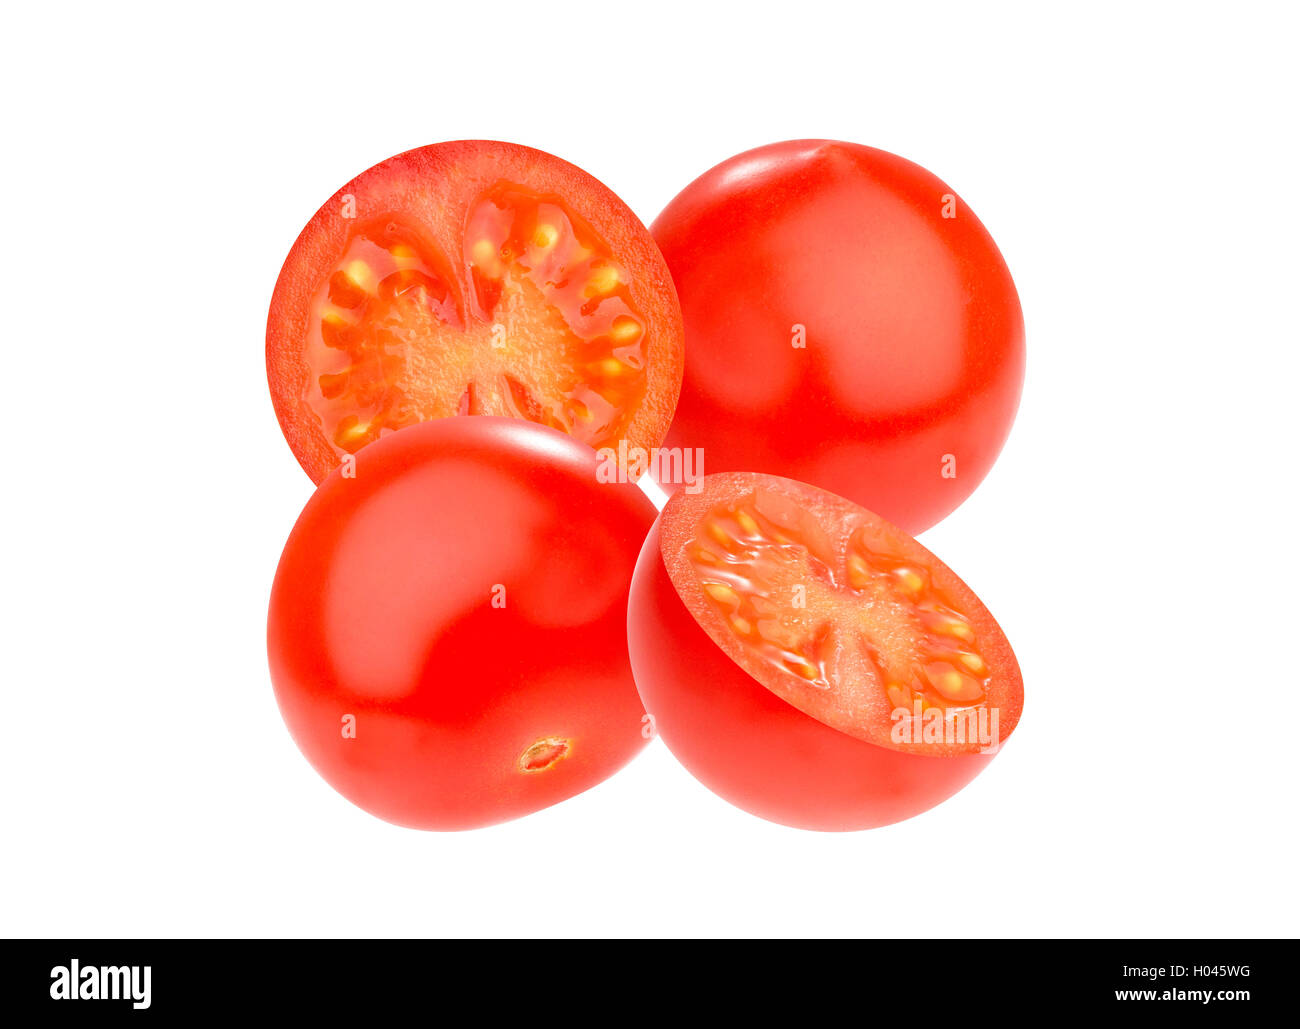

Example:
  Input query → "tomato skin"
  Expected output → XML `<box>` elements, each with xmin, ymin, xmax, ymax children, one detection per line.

<box><xmin>652</xmin><ymin>140</ymin><xmax>1024</xmax><ymax>534</ymax></box>
<box><xmin>267</xmin><ymin>417</ymin><xmax>655</xmax><ymax>830</ymax></box>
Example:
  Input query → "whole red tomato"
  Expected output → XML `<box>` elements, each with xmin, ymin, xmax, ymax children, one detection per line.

<box><xmin>627</xmin><ymin>471</ymin><xmax>1023</xmax><ymax>831</ymax></box>
<box><xmin>267</xmin><ymin>417</ymin><xmax>656</xmax><ymax>830</ymax></box>
<box><xmin>652</xmin><ymin>140</ymin><xmax>1024</xmax><ymax>534</ymax></box>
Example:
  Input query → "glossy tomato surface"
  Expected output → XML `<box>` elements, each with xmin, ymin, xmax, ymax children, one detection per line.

<box><xmin>628</xmin><ymin>472</ymin><xmax>1023</xmax><ymax>831</ymax></box>
<box><xmin>652</xmin><ymin>140</ymin><xmax>1024</xmax><ymax>534</ymax></box>
<box><xmin>268</xmin><ymin>417</ymin><xmax>656</xmax><ymax>830</ymax></box>
<box><xmin>268</xmin><ymin>140</ymin><xmax>683</xmax><ymax>483</ymax></box>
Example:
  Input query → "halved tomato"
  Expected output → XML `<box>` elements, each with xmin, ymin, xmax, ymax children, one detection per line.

<box><xmin>627</xmin><ymin>471</ymin><xmax>1023</xmax><ymax>831</ymax></box>
<box><xmin>267</xmin><ymin>141</ymin><xmax>684</xmax><ymax>483</ymax></box>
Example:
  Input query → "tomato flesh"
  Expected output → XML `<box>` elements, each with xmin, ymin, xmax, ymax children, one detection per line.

<box><xmin>267</xmin><ymin>417</ymin><xmax>656</xmax><ymax>830</ymax></box>
<box><xmin>269</xmin><ymin>141</ymin><xmax>683</xmax><ymax>483</ymax></box>
<box><xmin>628</xmin><ymin>471</ymin><xmax>1023</xmax><ymax>830</ymax></box>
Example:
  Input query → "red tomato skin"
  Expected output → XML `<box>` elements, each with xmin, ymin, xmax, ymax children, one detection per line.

<box><xmin>628</xmin><ymin>520</ymin><xmax>994</xmax><ymax>832</ymax></box>
<box><xmin>268</xmin><ymin>417</ymin><xmax>655</xmax><ymax>830</ymax></box>
<box><xmin>652</xmin><ymin>140</ymin><xmax>1025</xmax><ymax>534</ymax></box>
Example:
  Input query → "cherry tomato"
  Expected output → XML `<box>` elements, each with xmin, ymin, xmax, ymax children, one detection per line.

<box><xmin>268</xmin><ymin>140</ymin><xmax>684</xmax><ymax>484</ymax></box>
<box><xmin>267</xmin><ymin>417</ymin><xmax>656</xmax><ymax>830</ymax></box>
<box><xmin>651</xmin><ymin>140</ymin><xmax>1024</xmax><ymax>534</ymax></box>
<box><xmin>627</xmin><ymin>471</ymin><xmax>1023</xmax><ymax>831</ymax></box>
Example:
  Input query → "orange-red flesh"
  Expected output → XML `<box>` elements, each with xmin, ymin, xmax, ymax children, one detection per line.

<box><xmin>268</xmin><ymin>142</ymin><xmax>683</xmax><ymax>483</ymax></box>
<box><xmin>661</xmin><ymin>473</ymin><xmax>1022</xmax><ymax>756</ymax></box>
<box><xmin>306</xmin><ymin>191</ymin><xmax>649</xmax><ymax>457</ymax></box>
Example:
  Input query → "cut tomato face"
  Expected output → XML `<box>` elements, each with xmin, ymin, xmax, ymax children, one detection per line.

<box><xmin>651</xmin><ymin>140</ymin><xmax>1024</xmax><ymax>534</ymax></box>
<box><xmin>627</xmin><ymin>471</ymin><xmax>1023</xmax><ymax>831</ymax></box>
<box><xmin>268</xmin><ymin>141</ymin><xmax>684</xmax><ymax>483</ymax></box>
<box><xmin>267</xmin><ymin>417</ymin><xmax>656</xmax><ymax>830</ymax></box>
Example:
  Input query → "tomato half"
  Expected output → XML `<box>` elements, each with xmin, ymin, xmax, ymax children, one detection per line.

<box><xmin>651</xmin><ymin>140</ymin><xmax>1025</xmax><ymax>534</ymax></box>
<box><xmin>267</xmin><ymin>417</ymin><xmax>656</xmax><ymax>830</ymax></box>
<box><xmin>268</xmin><ymin>141</ymin><xmax>684</xmax><ymax>484</ymax></box>
<box><xmin>627</xmin><ymin>471</ymin><xmax>1023</xmax><ymax>831</ymax></box>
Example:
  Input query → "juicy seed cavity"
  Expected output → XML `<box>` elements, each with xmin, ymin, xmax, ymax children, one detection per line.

<box><xmin>303</xmin><ymin>184</ymin><xmax>650</xmax><ymax>460</ymax></box>
<box><xmin>687</xmin><ymin>489</ymin><xmax>992</xmax><ymax>723</ymax></box>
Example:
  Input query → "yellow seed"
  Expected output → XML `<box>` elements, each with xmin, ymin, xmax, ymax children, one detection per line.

<box><xmin>587</xmin><ymin>265</ymin><xmax>619</xmax><ymax>294</ymax></box>
<box><xmin>342</xmin><ymin>420</ymin><xmax>369</xmax><ymax>440</ymax></box>
<box><xmin>390</xmin><ymin>244</ymin><xmax>418</xmax><ymax>269</ymax></box>
<box><xmin>471</xmin><ymin>239</ymin><xmax>497</xmax><ymax>265</ymax></box>
<box><xmin>848</xmin><ymin>553</ymin><xmax>870</xmax><ymax>586</ymax></box>
<box><xmin>897</xmin><ymin>569</ymin><xmax>924</xmax><ymax>595</ymax></box>
<box><xmin>788</xmin><ymin>656</ymin><xmax>819</xmax><ymax>681</ymax></box>
<box><xmin>344</xmin><ymin>260</ymin><xmax>375</xmax><ymax>292</ymax></box>
<box><xmin>533</xmin><ymin>223</ymin><xmax>559</xmax><ymax>248</ymax></box>
<box><xmin>736</xmin><ymin>509</ymin><xmax>759</xmax><ymax>535</ymax></box>
<box><xmin>707</xmin><ymin>521</ymin><xmax>734</xmax><ymax>547</ymax></box>
<box><xmin>593</xmin><ymin>358</ymin><xmax>624</xmax><ymax>377</ymax></box>
<box><xmin>926</xmin><ymin>612</ymin><xmax>975</xmax><ymax>641</ymax></box>
<box><xmin>959</xmin><ymin>652</ymin><xmax>987</xmax><ymax>675</ymax></box>
<box><xmin>704</xmin><ymin>582</ymin><xmax>738</xmax><ymax>603</ymax></box>
<box><xmin>731</xmin><ymin>615</ymin><xmax>752</xmax><ymax>634</ymax></box>
<box><xmin>610</xmin><ymin>317</ymin><xmax>642</xmax><ymax>342</ymax></box>
<box><xmin>925</xmin><ymin>662</ymin><xmax>983</xmax><ymax>702</ymax></box>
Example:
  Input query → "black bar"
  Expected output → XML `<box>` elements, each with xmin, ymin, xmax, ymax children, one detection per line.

<box><xmin>0</xmin><ymin>939</ymin><xmax>1280</xmax><ymax>1018</ymax></box>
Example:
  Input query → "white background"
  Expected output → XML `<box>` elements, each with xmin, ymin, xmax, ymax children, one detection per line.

<box><xmin>2</xmin><ymin>2</ymin><xmax>1296</xmax><ymax>938</ymax></box>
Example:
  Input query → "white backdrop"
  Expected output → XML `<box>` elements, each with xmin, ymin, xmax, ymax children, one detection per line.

<box><xmin>3</xmin><ymin>2</ymin><xmax>1296</xmax><ymax>938</ymax></box>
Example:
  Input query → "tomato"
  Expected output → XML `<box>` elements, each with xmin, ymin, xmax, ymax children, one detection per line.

<box><xmin>268</xmin><ymin>140</ymin><xmax>684</xmax><ymax>484</ymax></box>
<box><xmin>627</xmin><ymin>471</ymin><xmax>1023</xmax><ymax>831</ymax></box>
<box><xmin>267</xmin><ymin>417</ymin><xmax>656</xmax><ymax>830</ymax></box>
<box><xmin>651</xmin><ymin>140</ymin><xmax>1024</xmax><ymax>534</ymax></box>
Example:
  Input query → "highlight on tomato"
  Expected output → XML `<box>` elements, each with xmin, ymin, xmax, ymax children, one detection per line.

<box><xmin>267</xmin><ymin>140</ymin><xmax>684</xmax><ymax>484</ymax></box>
<box><xmin>627</xmin><ymin>471</ymin><xmax>1024</xmax><ymax>831</ymax></box>
<box><xmin>651</xmin><ymin>139</ymin><xmax>1025</xmax><ymax>534</ymax></box>
<box><xmin>267</xmin><ymin>417</ymin><xmax>657</xmax><ymax>830</ymax></box>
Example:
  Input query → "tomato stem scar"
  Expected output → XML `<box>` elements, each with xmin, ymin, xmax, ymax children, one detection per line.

<box><xmin>519</xmin><ymin>736</ymin><xmax>571</xmax><ymax>773</ymax></box>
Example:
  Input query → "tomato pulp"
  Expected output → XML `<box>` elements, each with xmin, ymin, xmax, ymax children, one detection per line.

<box><xmin>651</xmin><ymin>140</ymin><xmax>1024</xmax><ymax>534</ymax></box>
<box><xmin>627</xmin><ymin>472</ymin><xmax>1023</xmax><ymax>830</ymax></box>
<box><xmin>267</xmin><ymin>417</ymin><xmax>656</xmax><ymax>830</ymax></box>
<box><xmin>268</xmin><ymin>141</ymin><xmax>684</xmax><ymax>483</ymax></box>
